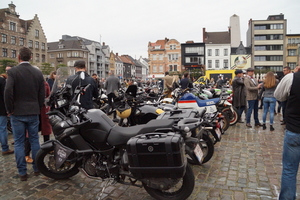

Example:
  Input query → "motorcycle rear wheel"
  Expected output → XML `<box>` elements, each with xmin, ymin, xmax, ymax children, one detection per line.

<box><xmin>222</xmin><ymin>107</ymin><xmax>239</xmax><ymax>126</ymax></box>
<box><xmin>143</xmin><ymin>164</ymin><xmax>194</xmax><ymax>200</ymax></box>
<box><xmin>36</xmin><ymin>148</ymin><xmax>80</xmax><ymax>180</ymax></box>
<box><xmin>220</xmin><ymin>111</ymin><xmax>230</xmax><ymax>132</ymax></box>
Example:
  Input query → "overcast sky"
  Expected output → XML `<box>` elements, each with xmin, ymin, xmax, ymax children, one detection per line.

<box><xmin>2</xmin><ymin>0</ymin><xmax>299</xmax><ymax>58</ymax></box>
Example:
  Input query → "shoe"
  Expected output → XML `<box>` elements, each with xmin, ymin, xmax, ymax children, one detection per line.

<box><xmin>25</xmin><ymin>156</ymin><xmax>33</xmax><ymax>164</ymax></box>
<box><xmin>246</xmin><ymin>123</ymin><xmax>252</xmax><ymax>128</ymax></box>
<box><xmin>238</xmin><ymin>120</ymin><xmax>244</xmax><ymax>123</ymax></box>
<box><xmin>270</xmin><ymin>125</ymin><xmax>275</xmax><ymax>131</ymax></box>
<box><xmin>34</xmin><ymin>171</ymin><xmax>40</xmax><ymax>176</ymax></box>
<box><xmin>11</xmin><ymin>142</ymin><xmax>14</xmax><ymax>145</ymax></box>
<box><xmin>281</xmin><ymin>122</ymin><xmax>286</xmax><ymax>125</ymax></box>
<box><xmin>2</xmin><ymin>149</ymin><xmax>14</xmax><ymax>155</ymax></box>
<box><xmin>255</xmin><ymin>123</ymin><xmax>263</xmax><ymax>127</ymax></box>
<box><xmin>280</xmin><ymin>119</ymin><xmax>283</xmax><ymax>122</ymax></box>
<box><xmin>262</xmin><ymin>124</ymin><xmax>266</xmax><ymax>130</ymax></box>
<box><xmin>20</xmin><ymin>174</ymin><xmax>28</xmax><ymax>181</ymax></box>
<box><xmin>113</xmin><ymin>118</ymin><xmax>119</xmax><ymax>123</ymax></box>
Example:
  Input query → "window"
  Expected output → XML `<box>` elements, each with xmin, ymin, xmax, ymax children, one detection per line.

<box><xmin>72</xmin><ymin>51</ymin><xmax>79</xmax><ymax>57</ymax></box>
<box><xmin>270</xmin><ymin>24</ymin><xmax>283</xmax><ymax>29</ymax></box>
<box><xmin>11</xmin><ymin>50</ymin><xmax>16</xmax><ymax>58</ymax></box>
<box><xmin>35</xmin><ymin>29</ymin><xmax>39</xmax><ymax>37</ymax></box>
<box><xmin>9</xmin><ymin>22</ymin><xmax>16</xmax><ymax>31</ymax></box>
<box><xmin>288</xmin><ymin>49</ymin><xmax>297</xmax><ymax>56</ymax></box>
<box><xmin>67</xmin><ymin>52</ymin><xmax>71</xmax><ymax>57</ymax></box>
<box><xmin>270</xmin><ymin>34</ymin><xmax>283</xmax><ymax>40</ymax></box>
<box><xmin>254</xmin><ymin>56</ymin><xmax>266</xmax><ymax>61</ymax></box>
<box><xmin>57</xmin><ymin>53</ymin><xmax>63</xmax><ymax>58</ymax></box>
<box><xmin>36</xmin><ymin>53</ymin><xmax>40</xmax><ymax>62</ymax></box>
<box><xmin>224</xmin><ymin>60</ymin><xmax>228</xmax><ymax>68</ymax></box>
<box><xmin>154</xmin><ymin>45</ymin><xmax>161</xmax><ymax>49</ymax></box>
<box><xmin>254</xmin><ymin>46</ymin><xmax>266</xmax><ymax>51</ymax></box>
<box><xmin>169</xmin><ymin>65</ymin><xmax>173</xmax><ymax>71</ymax></box>
<box><xmin>208</xmin><ymin>49</ymin><xmax>212</xmax><ymax>56</ymax></box>
<box><xmin>174</xmin><ymin>65</ymin><xmax>177</xmax><ymax>71</ymax></box>
<box><xmin>159</xmin><ymin>54</ymin><xmax>163</xmax><ymax>60</ymax></box>
<box><xmin>19</xmin><ymin>38</ymin><xmax>24</xmax><ymax>46</ymax></box>
<box><xmin>41</xmin><ymin>43</ymin><xmax>45</xmax><ymax>50</ymax></box>
<box><xmin>215</xmin><ymin>60</ymin><xmax>219</xmax><ymax>68</ymax></box>
<box><xmin>152</xmin><ymin>54</ymin><xmax>157</xmax><ymax>60</ymax></box>
<box><xmin>35</xmin><ymin>41</ymin><xmax>39</xmax><ymax>49</ymax></box>
<box><xmin>224</xmin><ymin>49</ymin><xmax>228</xmax><ymax>56</ymax></box>
<box><xmin>170</xmin><ymin>45</ymin><xmax>176</xmax><ymax>50</ymax></box>
<box><xmin>254</xmin><ymin>36</ymin><xmax>267</xmax><ymax>40</ymax></box>
<box><xmin>58</xmin><ymin>44</ymin><xmax>64</xmax><ymax>49</ymax></box>
<box><xmin>159</xmin><ymin>65</ymin><xmax>163</xmax><ymax>72</ymax></box>
<box><xmin>11</xmin><ymin>36</ymin><xmax>16</xmax><ymax>44</ymax></box>
<box><xmin>185</xmin><ymin>47</ymin><xmax>204</xmax><ymax>54</ymax></box>
<box><xmin>42</xmin><ymin>54</ymin><xmax>45</xmax><ymax>62</ymax></box>
<box><xmin>254</xmin><ymin>25</ymin><xmax>266</xmax><ymax>30</ymax></box>
<box><xmin>270</xmin><ymin>56</ymin><xmax>283</xmax><ymax>61</ymax></box>
<box><xmin>153</xmin><ymin>65</ymin><xmax>157</xmax><ymax>72</ymax></box>
<box><xmin>208</xmin><ymin>60</ymin><xmax>212</xmax><ymax>68</ymax></box>
<box><xmin>2</xmin><ymin>48</ymin><xmax>8</xmax><ymax>57</ymax></box>
<box><xmin>2</xmin><ymin>34</ymin><xmax>7</xmax><ymax>43</ymax></box>
<box><xmin>288</xmin><ymin>62</ymin><xmax>296</xmax><ymax>69</ymax></box>
<box><xmin>215</xmin><ymin>49</ymin><xmax>219</xmax><ymax>56</ymax></box>
<box><xmin>269</xmin><ymin>45</ymin><xmax>283</xmax><ymax>50</ymax></box>
<box><xmin>50</xmin><ymin>54</ymin><xmax>54</xmax><ymax>58</ymax></box>
<box><xmin>28</xmin><ymin>40</ymin><xmax>33</xmax><ymax>48</ymax></box>
<box><xmin>185</xmin><ymin>57</ymin><xmax>202</xmax><ymax>63</ymax></box>
<box><xmin>168</xmin><ymin>54</ymin><xmax>178</xmax><ymax>60</ymax></box>
<box><xmin>288</xmin><ymin>38</ymin><xmax>300</xmax><ymax>44</ymax></box>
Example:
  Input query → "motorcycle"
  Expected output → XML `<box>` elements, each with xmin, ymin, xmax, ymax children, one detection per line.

<box><xmin>36</xmin><ymin>67</ymin><xmax>202</xmax><ymax>200</ymax></box>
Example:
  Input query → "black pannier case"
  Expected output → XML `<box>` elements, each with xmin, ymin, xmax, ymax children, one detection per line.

<box><xmin>126</xmin><ymin>132</ymin><xmax>186</xmax><ymax>179</ymax></box>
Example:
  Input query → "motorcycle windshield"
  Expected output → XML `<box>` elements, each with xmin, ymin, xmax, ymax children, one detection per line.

<box><xmin>50</xmin><ymin>67</ymin><xmax>75</xmax><ymax>96</ymax></box>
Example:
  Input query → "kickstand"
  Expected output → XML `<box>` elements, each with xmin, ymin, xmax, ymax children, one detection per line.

<box><xmin>97</xmin><ymin>178</ymin><xmax>115</xmax><ymax>200</ymax></box>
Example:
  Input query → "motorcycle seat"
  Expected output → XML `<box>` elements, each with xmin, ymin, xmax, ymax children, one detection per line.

<box><xmin>107</xmin><ymin>119</ymin><xmax>174</xmax><ymax>146</ymax></box>
<box><xmin>198</xmin><ymin>98</ymin><xmax>220</xmax><ymax>107</ymax></box>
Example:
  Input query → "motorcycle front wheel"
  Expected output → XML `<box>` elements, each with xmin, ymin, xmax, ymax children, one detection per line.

<box><xmin>220</xmin><ymin>111</ymin><xmax>230</xmax><ymax>132</ymax></box>
<box><xmin>143</xmin><ymin>164</ymin><xmax>195</xmax><ymax>200</ymax></box>
<box><xmin>222</xmin><ymin>107</ymin><xmax>239</xmax><ymax>126</ymax></box>
<box><xmin>36</xmin><ymin>148</ymin><xmax>81</xmax><ymax>180</ymax></box>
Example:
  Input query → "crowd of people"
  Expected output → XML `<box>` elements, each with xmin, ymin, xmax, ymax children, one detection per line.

<box><xmin>1</xmin><ymin>47</ymin><xmax>300</xmax><ymax>199</ymax></box>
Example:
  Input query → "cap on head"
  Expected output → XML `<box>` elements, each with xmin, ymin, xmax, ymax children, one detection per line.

<box><xmin>235</xmin><ymin>69</ymin><xmax>243</xmax><ymax>75</ymax></box>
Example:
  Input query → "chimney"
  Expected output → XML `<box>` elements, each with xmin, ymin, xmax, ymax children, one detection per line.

<box><xmin>202</xmin><ymin>28</ymin><xmax>206</xmax><ymax>42</ymax></box>
<box><xmin>116</xmin><ymin>53</ymin><xmax>118</xmax><ymax>56</ymax></box>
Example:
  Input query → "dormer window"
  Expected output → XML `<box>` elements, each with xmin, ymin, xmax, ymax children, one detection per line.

<box><xmin>58</xmin><ymin>44</ymin><xmax>64</xmax><ymax>49</ymax></box>
<box><xmin>154</xmin><ymin>45</ymin><xmax>161</xmax><ymax>49</ymax></box>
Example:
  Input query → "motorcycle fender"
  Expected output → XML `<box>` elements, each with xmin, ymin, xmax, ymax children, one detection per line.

<box><xmin>185</xmin><ymin>137</ymin><xmax>202</xmax><ymax>165</ymax></box>
<box><xmin>40</xmin><ymin>140</ymin><xmax>56</xmax><ymax>151</ymax></box>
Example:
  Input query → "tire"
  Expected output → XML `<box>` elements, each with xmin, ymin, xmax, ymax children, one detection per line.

<box><xmin>188</xmin><ymin>130</ymin><xmax>214</xmax><ymax>165</ymax></box>
<box><xmin>222</xmin><ymin>107</ymin><xmax>239</xmax><ymax>126</ymax></box>
<box><xmin>220</xmin><ymin>111</ymin><xmax>230</xmax><ymax>132</ymax></box>
<box><xmin>143</xmin><ymin>164</ymin><xmax>195</xmax><ymax>200</ymax></box>
<box><xmin>36</xmin><ymin>148</ymin><xmax>80</xmax><ymax>180</ymax></box>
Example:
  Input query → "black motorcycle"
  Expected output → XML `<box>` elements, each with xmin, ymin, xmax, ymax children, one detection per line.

<box><xmin>36</xmin><ymin>68</ymin><xmax>203</xmax><ymax>200</ymax></box>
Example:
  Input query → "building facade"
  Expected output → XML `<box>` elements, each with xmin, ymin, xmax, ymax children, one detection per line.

<box><xmin>181</xmin><ymin>41</ymin><xmax>205</xmax><ymax>71</ymax></box>
<box><xmin>0</xmin><ymin>3</ymin><xmax>47</xmax><ymax>67</ymax></box>
<box><xmin>286</xmin><ymin>34</ymin><xmax>300</xmax><ymax>69</ymax></box>
<box><xmin>247</xmin><ymin>14</ymin><xmax>287</xmax><ymax>72</ymax></box>
<box><xmin>203</xmin><ymin>28</ymin><xmax>231</xmax><ymax>70</ymax></box>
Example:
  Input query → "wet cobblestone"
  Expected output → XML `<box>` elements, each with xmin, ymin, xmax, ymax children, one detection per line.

<box><xmin>0</xmin><ymin>112</ymin><xmax>297</xmax><ymax>199</ymax></box>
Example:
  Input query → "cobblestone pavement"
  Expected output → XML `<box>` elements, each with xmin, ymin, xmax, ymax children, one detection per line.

<box><xmin>0</xmin><ymin>111</ymin><xmax>297</xmax><ymax>200</ymax></box>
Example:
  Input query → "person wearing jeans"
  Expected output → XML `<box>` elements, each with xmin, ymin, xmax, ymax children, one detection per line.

<box><xmin>275</xmin><ymin>66</ymin><xmax>300</xmax><ymax>199</ymax></box>
<box><xmin>244</xmin><ymin>68</ymin><xmax>263</xmax><ymax>128</ymax></box>
<box><xmin>261</xmin><ymin>71</ymin><xmax>278</xmax><ymax>131</ymax></box>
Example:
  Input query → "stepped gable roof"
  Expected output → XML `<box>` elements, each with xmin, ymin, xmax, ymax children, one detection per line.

<box><xmin>205</xmin><ymin>31</ymin><xmax>230</xmax><ymax>44</ymax></box>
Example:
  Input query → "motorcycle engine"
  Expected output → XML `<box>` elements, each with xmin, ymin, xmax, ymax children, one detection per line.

<box><xmin>83</xmin><ymin>154</ymin><xmax>118</xmax><ymax>179</ymax></box>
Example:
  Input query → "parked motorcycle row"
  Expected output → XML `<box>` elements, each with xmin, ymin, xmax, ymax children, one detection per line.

<box><xmin>35</xmin><ymin>67</ymin><xmax>239</xmax><ymax>200</ymax></box>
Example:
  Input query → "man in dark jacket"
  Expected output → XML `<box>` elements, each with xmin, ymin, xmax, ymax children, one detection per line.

<box><xmin>4</xmin><ymin>47</ymin><xmax>45</xmax><ymax>181</ymax></box>
<box><xmin>0</xmin><ymin>75</ymin><xmax>14</xmax><ymax>155</ymax></box>
<box><xmin>275</xmin><ymin>66</ymin><xmax>300</xmax><ymax>199</ymax></box>
<box><xmin>231</xmin><ymin>70</ymin><xmax>246</xmax><ymax>123</ymax></box>
<box><xmin>180</xmin><ymin>72</ymin><xmax>193</xmax><ymax>89</ymax></box>
<box><xmin>66</xmin><ymin>60</ymin><xmax>98</xmax><ymax>110</ymax></box>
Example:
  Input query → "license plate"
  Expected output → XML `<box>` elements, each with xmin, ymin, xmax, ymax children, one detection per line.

<box><xmin>194</xmin><ymin>144</ymin><xmax>203</xmax><ymax>164</ymax></box>
<box><xmin>215</xmin><ymin>128</ymin><xmax>221</xmax><ymax>139</ymax></box>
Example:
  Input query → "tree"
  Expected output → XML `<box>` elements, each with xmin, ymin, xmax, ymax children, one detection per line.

<box><xmin>0</xmin><ymin>59</ymin><xmax>18</xmax><ymax>73</ymax></box>
<box><xmin>57</xmin><ymin>63</ymin><xmax>67</xmax><ymax>70</ymax></box>
<box><xmin>40</xmin><ymin>63</ymin><xmax>53</xmax><ymax>75</ymax></box>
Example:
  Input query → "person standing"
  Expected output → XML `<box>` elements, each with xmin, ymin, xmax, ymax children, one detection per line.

<box><xmin>66</xmin><ymin>60</ymin><xmax>98</xmax><ymax>110</ymax></box>
<box><xmin>260</xmin><ymin>71</ymin><xmax>278</xmax><ymax>131</ymax></box>
<box><xmin>4</xmin><ymin>47</ymin><xmax>45</xmax><ymax>181</ymax></box>
<box><xmin>280</xmin><ymin>66</ymin><xmax>292</xmax><ymax>125</ymax></box>
<box><xmin>163</xmin><ymin>72</ymin><xmax>173</xmax><ymax>97</ymax></box>
<box><xmin>231</xmin><ymin>70</ymin><xmax>246</xmax><ymax>123</ymax></box>
<box><xmin>47</xmin><ymin>70</ymin><xmax>56</xmax><ymax>91</ymax></box>
<box><xmin>274</xmin><ymin>66</ymin><xmax>300</xmax><ymax>200</ymax></box>
<box><xmin>104</xmin><ymin>70</ymin><xmax>121</xmax><ymax>122</ymax></box>
<box><xmin>180</xmin><ymin>72</ymin><xmax>193</xmax><ymax>89</ymax></box>
<box><xmin>244</xmin><ymin>68</ymin><xmax>263</xmax><ymax>128</ymax></box>
<box><xmin>0</xmin><ymin>74</ymin><xmax>14</xmax><ymax>155</ymax></box>
<box><xmin>216</xmin><ymin>75</ymin><xmax>226</xmax><ymax>89</ymax></box>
